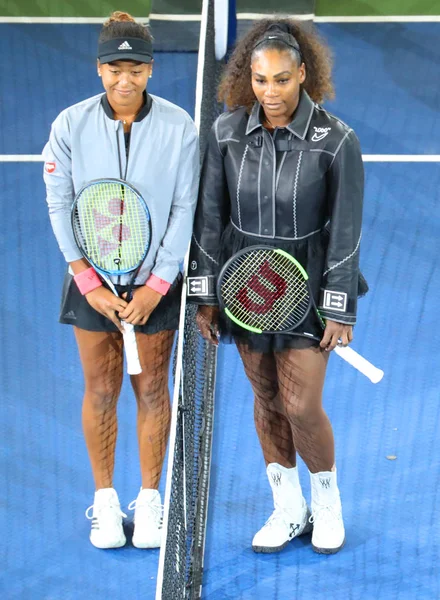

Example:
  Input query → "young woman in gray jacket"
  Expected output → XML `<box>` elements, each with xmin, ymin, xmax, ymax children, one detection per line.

<box><xmin>43</xmin><ymin>11</ymin><xmax>199</xmax><ymax>549</ymax></box>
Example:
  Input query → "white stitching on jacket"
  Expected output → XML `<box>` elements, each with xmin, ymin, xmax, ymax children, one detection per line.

<box><xmin>236</xmin><ymin>145</ymin><xmax>249</xmax><ymax>230</ymax></box>
<box><xmin>257</xmin><ymin>142</ymin><xmax>264</xmax><ymax>234</ymax></box>
<box><xmin>292</xmin><ymin>151</ymin><xmax>303</xmax><ymax>238</ymax></box>
<box><xmin>218</xmin><ymin>137</ymin><xmax>240</xmax><ymax>143</ymax></box>
<box><xmin>329</xmin><ymin>129</ymin><xmax>352</xmax><ymax>168</ymax></box>
<box><xmin>191</xmin><ymin>233</ymin><xmax>219</xmax><ymax>265</ymax></box>
<box><xmin>229</xmin><ymin>219</ymin><xmax>322</xmax><ymax>241</ymax></box>
<box><xmin>214</xmin><ymin>117</ymin><xmax>222</xmax><ymax>153</ymax></box>
<box><xmin>323</xmin><ymin>232</ymin><xmax>361</xmax><ymax>276</ymax></box>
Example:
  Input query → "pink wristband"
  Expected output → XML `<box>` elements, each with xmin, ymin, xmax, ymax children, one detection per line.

<box><xmin>145</xmin><ymin>274</ymin><xmax>171</xmax><ymax>295</ymax></box>
<box><xmin>74</xmin><ymin>268</ymin><xmax>103</xmax><ymax>295</ymax></box>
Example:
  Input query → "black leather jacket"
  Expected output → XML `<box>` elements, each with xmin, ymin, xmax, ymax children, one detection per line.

<box><xmin>188</xmin><ymin>90</ymin><xmax>364</xmax><ymax>325</ymax></box>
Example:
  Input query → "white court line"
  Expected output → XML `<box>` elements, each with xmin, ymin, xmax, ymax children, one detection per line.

<box><xmin>0</xmin><ymin>155</ymin><xmax>44</xmax><ymax>161</ymax></box>
<box><xmin>237</xmin><ymin>13</ymin><xmax>314</xmax><ymax>20</ymax></box>
<box><xmin>147</xmin><ymin>14</ymin><xmax>440</xmax><ymax>23</ymax></box>
<box><xmin>2</xmin><ymin>155</ymin><xmax>440</xmax><ymax>163</ymax></box>
<box><xmin>314</xmin><ymin>15</ymin><xmax>440</xmax><ymax>23</ymax></box>
<box><xmin>0</xmin><ymin>16</ymin><xmax>149</xmax><ymax>24</ymax></box>
<box><xmin>362</xmin><ymin>155</ymin><xmax>440</xmax><ymax>162</ymax></box>
<box><xmin>236</xmin><ymin>14</ymin><xmax>440</xmax><ymax>22</ymax></box>
<box><xmin>149</xmin><ymin>13</ymin><xmax>200</xmax><ymax>21</ymax></box>
<box><xmin>1</xmin><ymin>15</ymin><xmax>440</xmax><ymax>24</ymax></box>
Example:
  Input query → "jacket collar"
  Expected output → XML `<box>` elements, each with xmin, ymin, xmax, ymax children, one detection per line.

<box><xmin>101</xmin><ymin>91</ymin><xmax>152</xmax><ymax>122</ymax></box>
<box><xmin>245</xmin><ymin>90</ymin><xmax>315</xmax><ymax>140</ymax></box>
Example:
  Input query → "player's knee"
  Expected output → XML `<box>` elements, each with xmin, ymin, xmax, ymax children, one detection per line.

<box><xmin>135</xmin><ymin>379</ymin><xmax>169</xmax><ymax>411</ymax></box>
<box><xmin>83</xmin><ymin>385</ymin><xmax>119</xmax><ymax>411</ymax></box>
<box><xmin>283</xmin><ymin>396</ymin><xmax>321</xmax><ymax>427</ymax></box>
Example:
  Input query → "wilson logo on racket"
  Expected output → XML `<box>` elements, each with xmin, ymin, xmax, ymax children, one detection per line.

<box><xmin>218</xmin><ymin>246</ymin><xmax>385</xmax><ymax>383</ymax></box>
<box><xmin>236</xmin><ymin>260</ymin><xmax>287</xmax><ymax>315</ymax></box>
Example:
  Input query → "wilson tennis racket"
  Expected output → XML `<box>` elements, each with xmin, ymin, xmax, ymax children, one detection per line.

<box><xmin>72</xmin><ymin>178</ymin><xmax>152</xmax><ymax>375</ymax></box>
<box><xmin>217</xmin><ymin>246</ymin><xmax>383</xmax><ymax>384</ymax></box>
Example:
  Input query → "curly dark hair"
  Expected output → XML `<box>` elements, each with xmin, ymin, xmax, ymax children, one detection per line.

<box><xmin>218</xmin><ymin>18</ymin><xmax>334</xmax><ymax>111</ymax></box>
<box><xmin>98</xmin><ymin>11</ymin><xmax>153</xmax><ymax>43</ymax></box>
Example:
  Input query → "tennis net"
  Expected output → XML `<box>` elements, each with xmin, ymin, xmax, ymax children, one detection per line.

<box><xmin>155</xmin><ymin>1</ymin><xmax>228</xmax><ymax>597</ymax></box>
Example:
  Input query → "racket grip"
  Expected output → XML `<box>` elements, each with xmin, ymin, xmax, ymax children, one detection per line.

<box><xmin>121</xmin><ymin>321</ymin><xmax>142</xmax><ymax>375</ymax></box>
<box><xmin>334</xmin><ymin>346</ymin><xmax>384</xmax><ymax>384</ymax></box>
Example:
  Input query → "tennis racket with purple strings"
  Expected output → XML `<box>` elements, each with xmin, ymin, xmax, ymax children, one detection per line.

<box><xmin>72</xmin><ymin>178</ymin><xmax>152</xmax><ymax>375</ymax></box>
<box><xmin>217</xmin><ymin>246</ymin><xmax>383</xmax><ymax>383</ymax></box>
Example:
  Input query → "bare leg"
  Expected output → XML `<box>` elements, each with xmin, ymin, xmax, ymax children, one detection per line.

<box><xmin>130</xmin><ymin>330</ymin><xmax>175</xmax><ymax>489</ymax></box>
<box><xmin>74</xmin><ymin>328</ymin><xmax>124</xmax><ymax>490</ymax></box>
<box><xmin>236</xmin><ymin>342</ymin><xmax>296</xmax><ymax>467</ymax></box>
<box><xmin>275</xmin><ymin>346</ymin><xmax>334</xmax><ymax>473</ymax></box>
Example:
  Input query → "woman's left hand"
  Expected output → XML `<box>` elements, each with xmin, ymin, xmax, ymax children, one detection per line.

<box><xmin>320</xmin><ymin>319</ymin><xmax>353</xmax><ymax>352</ymax></box>
<box><xmin>119</xmin><ymin>286</ymin><xmax>162</xmax><ymax>326</ymax></box>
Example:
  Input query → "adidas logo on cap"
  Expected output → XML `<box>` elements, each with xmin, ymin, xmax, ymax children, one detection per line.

<box><xmin>118</xmin><ymin>41</ymin><xmax>132</xmax><ymax>50</ymax></box>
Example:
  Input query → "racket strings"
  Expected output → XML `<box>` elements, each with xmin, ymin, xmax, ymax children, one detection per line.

<box><xmin>222</xmin><ymin>249</ymin><xmax>310</xmax><ymax>331</ymax></box>
<box><xmin>223</xmin><ymin>252</ymin><xmax>305</xmax><ymax>306</ymax></box>
<box><xmin>73</xmin><ymin>182</ymin><xmax>150</xmax><ymax>273</ymax></box>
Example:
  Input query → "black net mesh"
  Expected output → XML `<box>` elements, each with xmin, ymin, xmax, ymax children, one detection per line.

<box><xmin>156</xmin><ymin>1</ymin><xmax>224</xmax><ymax>598</ymax></box>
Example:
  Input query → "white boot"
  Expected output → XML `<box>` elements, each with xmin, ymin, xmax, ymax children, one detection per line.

<box><xmin>85</xmin><ymin>488</ymin><xmax>127</xmax><ymax>549</ymax></box>
<box><xmin>252</xmin><ymin>463</ymin><xmax>312</xmax><ymax>553</ymax></box>
<box><xmin>128</xmin><ymin>488</ymin><xmax>163</xmax><ymax>549</ymax></box>
<box><xmin>309</xmin><ymin>469</ymin><xmax>345</xmax><ymax>554</ymax></box>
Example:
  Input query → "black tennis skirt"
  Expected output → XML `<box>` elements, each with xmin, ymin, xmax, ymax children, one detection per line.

<box><xmin>59</xmin><ymin>272</ymin><xmax>182</xmax><ymax>334</ymax></box>
<box><xmin>217</xmin><ymin>223</ymin><xmax>368</xmax><ymax>353</ymax></box>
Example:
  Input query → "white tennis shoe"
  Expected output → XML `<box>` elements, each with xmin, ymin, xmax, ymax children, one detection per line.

<box><xmin>252</xmin><ymin>463</ymin><xmax>312</xmax><ymax>553</ymax></box>
<box><xmin>128</xmin><ymin>488</ymin><xmax>163</xmax><ymax>549</ymax></box>
<box><xmin>309</xmin><ymin>469</ymin><xmax>345</xmax><ymax>554</ymax></box>
<box><xmin>85</xmin><ymin>488</ymin><xmax>127</xmax><ymax>549</ymax></box>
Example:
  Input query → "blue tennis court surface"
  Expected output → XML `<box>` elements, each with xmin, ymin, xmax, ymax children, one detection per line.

<box><xmin>0</xmin><ymin>22</ymin><xmax>439</xmax><ymax>600</ymax></box>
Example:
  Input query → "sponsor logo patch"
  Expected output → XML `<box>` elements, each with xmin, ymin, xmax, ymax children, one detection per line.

<box><xmin>323</xmin><ymin>289</ymin><xmax>347</xmax><ymax>312</ymax></box>
<box><xmin>45</xmin><ymin>161</ymin><xmax>56</xmax><ymax>174</ymax></box>
<box><xmin>187</xmin><ymin>276</ymin><xmax>208</xmax><ymax>296</ymax></box>
<box><xmin>311</xmin><ymin>126</ymin><xmax>331</xmax><ymax>142</ymax></box>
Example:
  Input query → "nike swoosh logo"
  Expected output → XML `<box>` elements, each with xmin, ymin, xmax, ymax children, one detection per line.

<box><xmin>311</xmin><ymin>133</ymin><xmax>329</xmax><ymax>142</ymax></box>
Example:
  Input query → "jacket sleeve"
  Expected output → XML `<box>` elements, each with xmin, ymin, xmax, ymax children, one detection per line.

<box><xmin>187</xmin><ymin>119</ymin><xmax>230</xmax><ymax>305</ymax></box>
<box><xmin>42</xmin><ymin>112</ymin><xmax>82</xmax><ymax>263</ymax></box>
<box><xmin>150</xmin><ymin>119</ymin><xmax>200</xmax><ymax>284</ymax></box>
<box><xmin>319</xmin><ymin>129</ymin><xmax>364</xmax><ymax>325</ymax></box>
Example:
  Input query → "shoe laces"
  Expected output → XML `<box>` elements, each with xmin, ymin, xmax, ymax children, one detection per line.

<box><xmin>128</xmin><ymin>497</ymin><xmax>163</xmax><ymax>528</ymax></box>
<box><xmin>85</xmin><ymin>503</ymin><xmax>127</xmax><ymax>521</ymax></box>
<box><xmin>309</xmin><ymin>504</ymin><xmax>342</xmax><ymax>531</ymax></box>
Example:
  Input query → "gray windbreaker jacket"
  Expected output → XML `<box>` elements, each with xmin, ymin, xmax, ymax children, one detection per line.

<box><xmin>43</xmin><ymin>92</ymin><xmax>199</xmax><ymax>286</ymax></box>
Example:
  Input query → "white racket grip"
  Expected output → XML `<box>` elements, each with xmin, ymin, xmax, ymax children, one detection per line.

<box><xmin>334</xmin><ymin>346</ymin><xmax>384</xmax><ymax>384</ymax></box>
<box><xmin>121</xmin><ymin>321</ymin><xmax>142</xmax><ymax>375</ymax></box>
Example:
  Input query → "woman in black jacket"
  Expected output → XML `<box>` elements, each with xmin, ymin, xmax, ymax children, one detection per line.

<box><xmin>189</xmin><ymin>18</ymin><xmax>366</xmax><ymax>555</ymax></box>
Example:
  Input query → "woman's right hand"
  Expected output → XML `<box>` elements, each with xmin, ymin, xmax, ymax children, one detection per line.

<box><xmin>196</xmin><ymin>305</ymin><xmax>220</xmax><ymax>346</ymax></box>
<box><xmin>85</xmin><ymin>287</ymin><xmax>128</xmax><ymax>333</ymax></box>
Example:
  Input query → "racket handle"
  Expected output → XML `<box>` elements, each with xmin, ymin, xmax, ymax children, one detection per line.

<box><xmin>121</xmin><ymin>321</ymin><xmax>142</xmax><ymax>375</ymax></box>
<box><xmin>334</xmin><ymin>346</ymin><xmax>384</xmax><ymax>384</ymax></box>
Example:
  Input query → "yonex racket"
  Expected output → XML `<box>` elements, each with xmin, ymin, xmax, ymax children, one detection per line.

<box><xmin>217</xmin><ymin>246</ymin><xmax>384</xmax><ymax>384</ymax></box>
<box><xmin>72</xmin><ymin>178</ymin><xmax>152</xmax><ymax>375</ymax></box>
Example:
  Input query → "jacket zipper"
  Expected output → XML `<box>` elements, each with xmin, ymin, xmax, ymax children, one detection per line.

<box><xmin>115</xmin><ymin>124</ymin><xmax>131</xmax><ymax>284</ymax></box>
<box><xmin>262</xmin><ymin>128</ymin><xmax>277</xmax><ymax>238</ymax></box>
<box><xmin>116</xmin><ymin>124</ymin><xmax>130</xmax><ymax>180</ymax></box>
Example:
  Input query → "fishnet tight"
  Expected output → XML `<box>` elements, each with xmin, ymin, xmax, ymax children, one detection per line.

<box><xmin>75</xmin><ymin>328</ymin><xmax>174</xmax><ymax>490</ymax></box>
<box><xmin>236</xmin><ymin>342</ymin><xmax>334</xmax><ymax>473</ymax></box>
